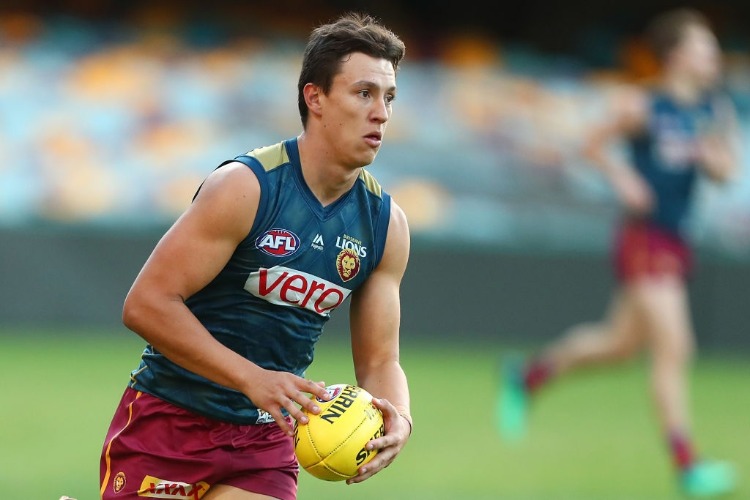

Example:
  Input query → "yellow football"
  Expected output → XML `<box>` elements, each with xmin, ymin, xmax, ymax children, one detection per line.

<box><xmin>294</xmin><ymin>384</ymin><xmax>384</xmax><ymax>481</ymax></box>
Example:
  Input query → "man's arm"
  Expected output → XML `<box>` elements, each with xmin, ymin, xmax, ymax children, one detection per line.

<box><xmin>346</xmin><ymin>198</ymin><xmax>411</xmax><ymax>484</ymax></box>
<box><xmin>583</xmin><ymin>84</ymin><xmax>653</xmax><ymax>216</ymax></box>
<box><xmin>696</xmin><ymin>94</ymin><xmax>742</xmax><ymax>183</ymax></box>
<box><xmin>122</xmin><ymin>162</ymin><xmax>329</xmax><ymax>435</ymax></box>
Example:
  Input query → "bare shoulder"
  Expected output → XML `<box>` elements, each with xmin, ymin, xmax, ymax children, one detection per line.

<box><xmin>388</xmin><ymin>198</ymin><xmax>410</xmax><ymax>241</ymax></box>
<box><xmin>610</xmin><ymin>83</ymin><xmax>649</xmax><ymax>132</ymax></box>
<box><xmin>378</xmin><ymin>198</ymin><xmax>410</xmax><ymax>278</ymax></box>
<box><xmin>186</xmin><ymin>161</ymin><xmax>261</xmax><ymax>241</ymax></box>
<box><xmin>195</xmin><ymin>161</ymin><xmax>260</xmax><ymax>200</ymax></box>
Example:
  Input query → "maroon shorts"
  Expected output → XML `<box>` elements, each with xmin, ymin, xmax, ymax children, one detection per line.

<box><xmin>613</xmin><ymin>219</ymin><xmax>692</xmax><ymax>283</ymax></box>
<box><xmin>100</xmin><ymin>387</ymin><xmax>298</xmax><ymax>500</ymax></box>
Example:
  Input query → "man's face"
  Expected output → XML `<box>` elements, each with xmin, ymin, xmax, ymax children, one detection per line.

<box><xmin>318</xmin><ymin>52</ymin><xmax>397</xmax><ymax>169</ymax></box>
<box><xmin>673</xmin><ymin>24</ymin><xmax>721</xmax><ymax>89</ymax></box>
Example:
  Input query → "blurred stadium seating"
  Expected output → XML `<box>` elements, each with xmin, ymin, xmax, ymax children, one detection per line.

<box><xmin>1</xmin><ymin>7</ymin><xmax>749</xmax><ymax>259</ymax></box>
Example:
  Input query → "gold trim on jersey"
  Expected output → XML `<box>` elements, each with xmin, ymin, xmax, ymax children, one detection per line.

<box><xmin>359</xmin><ymin>169</ymin><xmax>383</xmax><ymax>198</ymax></box>
<box><xmin>248</xmin><ymin>141</ymin><xmax>383</xmax><ymax>199</ymax></box>
<box><xmin>247</xmin><ymin>142</ymin><xmax>290</xmax><ymax>172</ymax></box>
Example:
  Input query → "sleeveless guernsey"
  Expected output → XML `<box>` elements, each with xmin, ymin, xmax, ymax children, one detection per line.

<box><xmin>129</xmin><ymin>138</ymin><xmax>391</xmax><ymax>424</ymax></box>
<box><xmin>627</xmin><ymin>91</ymin><xmax>718</xmax><ymax>236</ymax></box>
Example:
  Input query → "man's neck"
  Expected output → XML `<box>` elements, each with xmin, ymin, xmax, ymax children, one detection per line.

<box><xmin>296</xmin><ymin>133</ymin><xmax>361</xmax><ymax>207</ymax></box>
<box><xmin>662</xmin><ymin>73</ymin><xmax>704</xmax><ymax>105</ymax></box>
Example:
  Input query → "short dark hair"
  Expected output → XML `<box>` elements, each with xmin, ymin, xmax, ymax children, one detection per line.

<box><xmin>646</xmin><ymin>8</ymin><xmax>713</xmax><ymax>62</ymax></box>
<box><xmin>297</xmin><ymin>12</ymin><xmax>406</xmax><ymax>126</ymax></box>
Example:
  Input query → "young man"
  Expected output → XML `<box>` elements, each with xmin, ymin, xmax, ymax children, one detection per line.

<box><xmin>499</xmin><ymin>8</ymin><xmax>740</xmax><ymax>498</ymax></box>
<box><xmin>100</xmin><ymin>13</ymin><xmax>413</xmax><ymax>500</ymax></box>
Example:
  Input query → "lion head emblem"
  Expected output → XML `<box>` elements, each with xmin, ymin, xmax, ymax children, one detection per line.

<box><xmin>336</xmin><ymin>248</ymin><xmax>361</xmax><ymax>282</ymax></box>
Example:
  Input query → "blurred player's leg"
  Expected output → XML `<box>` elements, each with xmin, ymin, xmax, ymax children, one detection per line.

<box><xmin>635</xmin><ymin>277</ymin><xmax>694</xmax><ymax>451</ymax></box>
<box><xmin>636</xmin><ymin>276</ymin><xmax>736</xmax><ymax>497</ymax></box>
<box><xmin>498</xmin><ymin>290</ymin><xmax>646</xmax><ymax>440</ymax></box>
<box><xmin>533</xmin><ymin>290</ymin><xmax>646</xmax><ymax>375</ymax></box>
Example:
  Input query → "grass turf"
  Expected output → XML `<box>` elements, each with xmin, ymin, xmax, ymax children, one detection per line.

<box><xmin>0</xmin><ymin>327</ymin><xmax>747</xmax><ymax>499</ymax></box>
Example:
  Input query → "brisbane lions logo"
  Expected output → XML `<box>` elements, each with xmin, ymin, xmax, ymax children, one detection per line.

<box><xmin>336</xmin><ymin>248</ymin><xmax>360</xmax><ymax>282</ymax></box>
<box><xmin>113</xmin><ymin>471</ymin><xmax>126</xmax><ymax>493</ymax></box>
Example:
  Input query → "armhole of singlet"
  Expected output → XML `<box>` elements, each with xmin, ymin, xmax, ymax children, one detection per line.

<box><xmin>230</xmin><ymin>155</ymin><xmax>270</xmax><ymax>242</ymax></box>
<box><xmin>372</xmin><ymin>192</ymin><xmax>392</xmax><ymax>270</ymax></box>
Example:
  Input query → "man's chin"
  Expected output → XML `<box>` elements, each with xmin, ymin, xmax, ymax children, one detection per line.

<box><xmin>362</xmin><ymin>153</ymin><xmax>378</xmax><ymax>167</ymax></box>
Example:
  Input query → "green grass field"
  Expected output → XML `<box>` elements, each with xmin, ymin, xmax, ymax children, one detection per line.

<box><xmin>1</xmin><ymin>327</ymin><xmax>747</xmax><ymax>499</ymax></box>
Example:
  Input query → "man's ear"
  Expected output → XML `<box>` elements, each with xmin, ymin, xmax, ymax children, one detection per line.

<box><xmin>304</xmin><ymin>83</ymin><xmax>323</xmax><ymax>118</ymax></box>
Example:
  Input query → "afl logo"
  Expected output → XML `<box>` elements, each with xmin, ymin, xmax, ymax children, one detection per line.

<box><xmin>256</xmin><ymin>228</ymin><xmax>300</xmax><ymax>257</ymax></box>
<box><xmin>317</xmin><ymin>385</ymin><xmax>343</xmax><ymax>403</ymax></box>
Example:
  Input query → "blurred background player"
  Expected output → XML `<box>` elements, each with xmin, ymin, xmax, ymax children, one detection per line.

<box><xmin>499</xmin><ymin>8</ymin><xmax>741</xmax><ymax>497</ymax></box>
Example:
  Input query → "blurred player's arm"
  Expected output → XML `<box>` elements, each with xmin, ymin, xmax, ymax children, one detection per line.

<box><xmin>696</xmin><ymin>94</ymin><xmax>742</xmax><ymax>183</ymax></box>
<box><xmin>347</xmin><ymin>198</ymin><xmax>412</xmax><ymax>484</ymax></box>
<box><xmin>121</xmin><ymin>163</ymin><xmax>328</xmax><ymax>435</ymax></box>
<box><xmin>583</xmin><ymin>85</ymin><xmax>653</xmax><ymax>216</ymax></box>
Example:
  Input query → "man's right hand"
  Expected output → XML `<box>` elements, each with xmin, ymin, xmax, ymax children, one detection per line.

<box><xmin>246</xmin><ymin>371</ymin><xmax>331</xmax><ymax>435</ymax></box>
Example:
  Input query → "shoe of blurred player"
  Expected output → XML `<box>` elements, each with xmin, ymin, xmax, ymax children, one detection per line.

<box><xmin>497</xmin><ymin>354</ymin><xmax>528</xmax><ymax>442</ymax></box>
<box><xmin>681</xmin><ymin>460</ymin><xmax>737</xmax><ymax>497</ymax></box>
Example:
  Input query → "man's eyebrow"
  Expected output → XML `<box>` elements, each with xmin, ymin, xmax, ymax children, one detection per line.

<box><xmin>352</xmin><ymin>80</ymin><xmax>397</xmax><ymax>93</ymax></box>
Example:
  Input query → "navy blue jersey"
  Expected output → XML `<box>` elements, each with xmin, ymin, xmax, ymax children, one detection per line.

<box><xmin>627</xmin><ymin>91</ymin><xmax>719</xmax><ymax>236</ymax></box>
<box><xmin>129</xmin><ymin>138</ymin><xmax>391</xmax><ymax>424</ymax></box>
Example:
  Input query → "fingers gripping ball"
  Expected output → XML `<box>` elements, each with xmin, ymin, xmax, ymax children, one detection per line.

<box><xmin>294</xmin><ymin>384</ymin><xmax>384</xmax><ymax>481</ymax></box>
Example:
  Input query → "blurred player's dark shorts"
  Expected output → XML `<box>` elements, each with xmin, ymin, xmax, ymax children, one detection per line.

<box><xmin>613</xmin><ymin>219</ymin><xmax>692</xmax><ymax>283</ymax></box>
